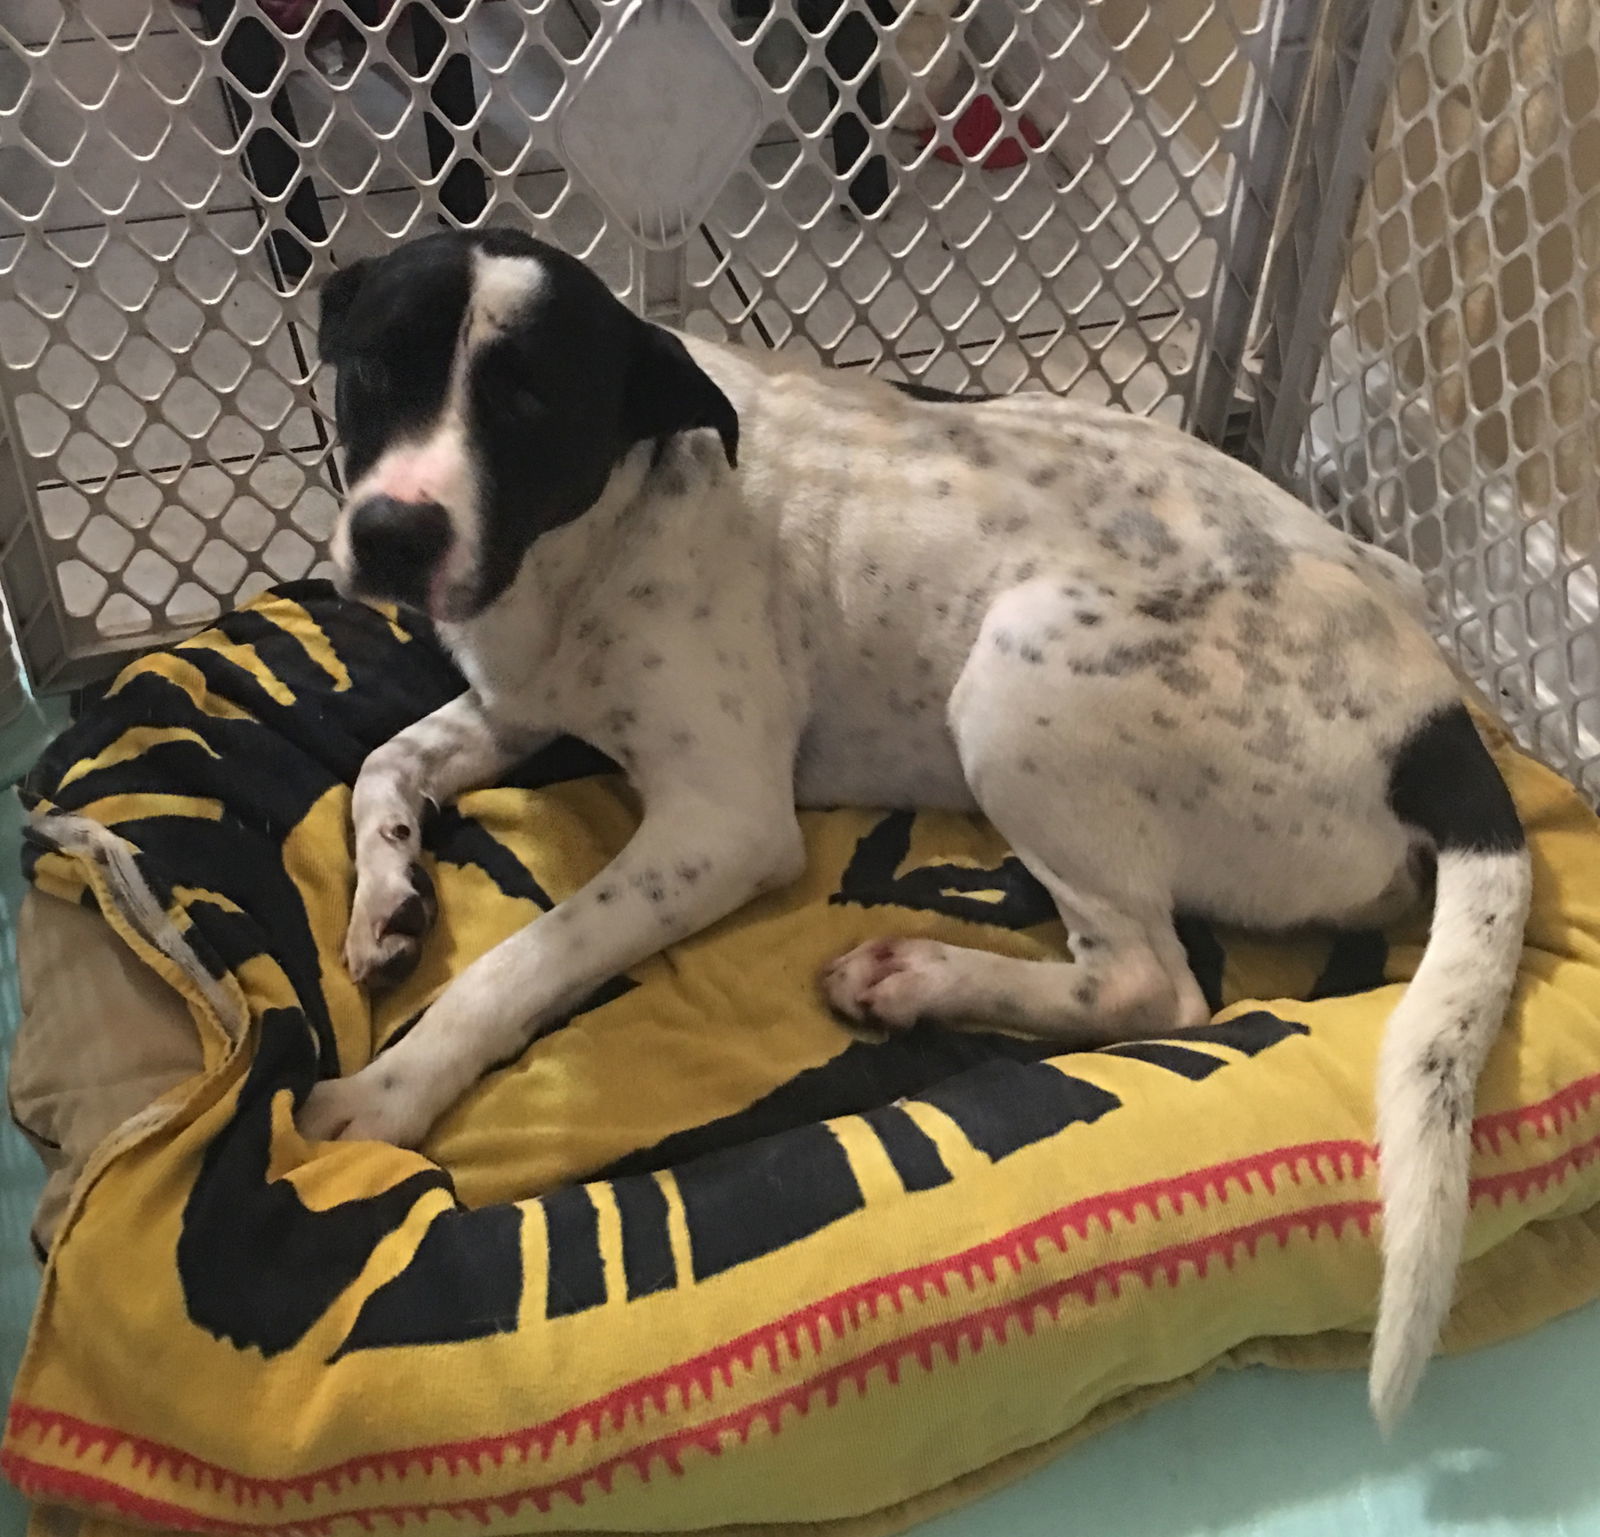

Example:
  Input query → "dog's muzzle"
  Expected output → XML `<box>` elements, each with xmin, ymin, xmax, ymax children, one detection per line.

<box><xmin>344</xmin><ymin>496</ymin><xmax>453</xmax><ymax>612</ymax></box>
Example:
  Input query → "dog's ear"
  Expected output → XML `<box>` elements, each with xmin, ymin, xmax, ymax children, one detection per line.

<box><xmin>317</xmin><ymin>259</ymin><xmax>371</xmax><ymax>365</ymax></box>
<box><xmin>624</xmin><ymin>321</ymin><xmax>740</xmax><ymax>468</ymax></box>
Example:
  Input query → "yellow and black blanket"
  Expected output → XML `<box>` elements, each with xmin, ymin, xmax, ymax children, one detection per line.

<box><xmin>9</xmin><ymin>581</ymin><xmax>1600</xmax><ymax>1537</ymax></box>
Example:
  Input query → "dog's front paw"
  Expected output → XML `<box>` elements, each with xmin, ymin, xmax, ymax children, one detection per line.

<box><xmin>298</xmin><ymin>1065</ymin><xmax>434</xmax><ymax>1148</ymax></box>
<box><xmin>344</xmin><ymin>860</ymin><xmax>437</xmax><ymax>990</ymax></box>
<box><xmin>822</xmin><ymin>938</ymin><xmax>954</xmax><ymax>1031</ymax></box>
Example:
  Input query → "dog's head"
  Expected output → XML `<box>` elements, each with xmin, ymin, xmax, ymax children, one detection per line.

<box><xmin>317</xmin><ymin>229</ymin><xmax>739</xmax><ymax>622</ymax></box>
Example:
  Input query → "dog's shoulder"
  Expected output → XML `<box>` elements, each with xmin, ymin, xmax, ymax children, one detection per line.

<box><xmin>681</xmin><ymin>331</ymin><xmax>906</xmax><ymax>422</ymax></box>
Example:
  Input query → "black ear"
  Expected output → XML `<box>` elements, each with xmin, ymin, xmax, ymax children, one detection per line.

<box><xmin>317</xmin><ymin>259</ymin><xmax>371</xmax><ymax>364</ymax></box>
<box><xmin>624</xmin><ymin>322</ymin><xmax>740</xmax><ymax>468</ymax></box>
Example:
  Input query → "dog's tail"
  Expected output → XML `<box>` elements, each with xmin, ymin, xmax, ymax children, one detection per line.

<box><xmin>1369</xmin><ymin>703</ymin><xmax>1532</xmax><ymax>1430</ymax></box>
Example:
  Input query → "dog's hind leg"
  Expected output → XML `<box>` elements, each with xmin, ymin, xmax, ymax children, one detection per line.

<box><xmin>823</xmin><ymin>788</ymin><xmax>1209</xmax><ymax>1041</ymax></box>
<box><xmin>825</xmin><ymin>597</ymin><xmax>1211</xmax><ymax>1042</ymax></box>
<box><xmin>346</xmin><ymin>692</ymin><xmax>546</xmax><ymax>988</ymax></box>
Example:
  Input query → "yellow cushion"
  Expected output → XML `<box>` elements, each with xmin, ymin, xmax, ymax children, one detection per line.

<box><xmin>8</xmin><ymin>584</ymin><xmax>1600</xmax><ymax>1537</ymax></box>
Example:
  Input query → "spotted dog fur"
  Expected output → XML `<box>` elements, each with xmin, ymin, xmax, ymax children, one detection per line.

<box><xmin>304</xmin><ymin>229</ymin><xmax>1531</xmax><ymax>1429</ymax></box>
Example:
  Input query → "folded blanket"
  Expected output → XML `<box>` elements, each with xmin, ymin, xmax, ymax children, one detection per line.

<box><xmin>8</xmin><ymin>581</ymin><xmax>1600</xmax><ymax>1537</ymax></box>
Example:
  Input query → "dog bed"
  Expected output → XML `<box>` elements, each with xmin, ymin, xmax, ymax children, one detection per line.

<box><xmin>7</xmin><ymin>581</ymin><xmax>1600</xmax><ymax>1537</ymax></box>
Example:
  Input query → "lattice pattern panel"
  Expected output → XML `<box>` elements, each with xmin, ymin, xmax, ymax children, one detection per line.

<box><xmin>2</xmin><ymin>0</ymin><xmax>1306</xmax><ymax>686</ymax></box>
<box><xmin>1303</xmin><ymin>0</ymin><xmax>1600</xmax><ymax>796</ymax></box>
<box><xmin>0</xmin><ymin>602</ymin><xmax>23</xmax><ymax>728</ymax></box>
<box><xmin>0</xmin><ymin>399</ymin><xmax>27</xmax><ymax>724</ymax></box>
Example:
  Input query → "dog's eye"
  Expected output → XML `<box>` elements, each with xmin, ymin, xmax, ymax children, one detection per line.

<box><xmin>483</xmin><ymin>374</ymin><xmax>546</xmax><ymax>422</ymax></box>
<box><xmin>477</xmin><ymin>344</ymin><xmax>548</xmax><ymax>411</ymax></box>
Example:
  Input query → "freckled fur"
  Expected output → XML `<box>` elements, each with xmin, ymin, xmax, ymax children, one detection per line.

<box><xmin>307</xmin><ymin>232</ymin><xmax>1531</xmax><ymax>1436</ymax></box>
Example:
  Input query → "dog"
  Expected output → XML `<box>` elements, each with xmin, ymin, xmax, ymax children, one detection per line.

<box><xmin>300</xmin><ymin>227</ymin><xmax>1531</xmax><ymax>1429</ymax></box>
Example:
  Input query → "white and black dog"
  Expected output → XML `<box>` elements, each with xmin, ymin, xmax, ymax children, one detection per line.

<box><xmin>301</xmin><ymin>227</ymin><xmax>1531</xmax><ymax>1428</ymax></box>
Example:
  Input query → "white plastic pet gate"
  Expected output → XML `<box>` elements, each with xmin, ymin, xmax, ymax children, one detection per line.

<box><xmin>0</xmin><ymin>0</ymin><xmax>1595</xmax><ymax>797</ymax></box>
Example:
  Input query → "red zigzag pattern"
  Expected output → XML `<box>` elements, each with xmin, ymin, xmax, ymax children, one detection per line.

<box><xmin>7</xmin><ymin>1072</ymin><xmax>1600</xmax><ymax>1536</ymax></box>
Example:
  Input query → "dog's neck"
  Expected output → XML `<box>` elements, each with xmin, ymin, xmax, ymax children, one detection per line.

<box><xmin>435</xmin><ymin>436</ymin><xmax>689</xmax><ymax>702</ymax></box>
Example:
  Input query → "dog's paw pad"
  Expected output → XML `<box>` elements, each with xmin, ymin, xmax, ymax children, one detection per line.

<box><xmin>345</xmin><ymin>861</ymin><xmax>437</xmax><ymax>989</ymax></box>
<box><xmin>384</xmin><ymin>865</ymin><xmax>437</xmax><ymax>937</ymax></box>
<box><xmin>821</xmin><ymin>938</ymin><xmax>953</xmax><ymax>1031</ymax></box>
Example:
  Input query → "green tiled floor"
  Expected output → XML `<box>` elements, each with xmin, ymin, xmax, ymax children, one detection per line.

<box><xmin>1</xmin><ymin>696</ymin><xmax>1599</xmax><ymax>1537</ymax></box>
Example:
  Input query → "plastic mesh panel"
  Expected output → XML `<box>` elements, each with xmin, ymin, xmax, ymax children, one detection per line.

<box><xmin>1303</xmin><ymin>0</ymin><xmax>1600</xmax><ymax>796</ymax></box>
<box><xmin>0</xmin><ymin>0</ymin><xmax>1306</xmax><ymax>683</ymax></box>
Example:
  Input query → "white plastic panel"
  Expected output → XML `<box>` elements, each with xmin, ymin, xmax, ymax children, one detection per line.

<box><xmin>0</xmin><ymin>0</ymin><xmax>1306</xmax><ymax>687</ymax></box>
